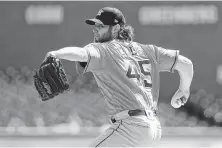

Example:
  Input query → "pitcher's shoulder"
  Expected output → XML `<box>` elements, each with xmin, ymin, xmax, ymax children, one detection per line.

<box><xmin>131</xmin><ymin>42</ymin><xmax>157</xmax><ymax>54</ymax></box>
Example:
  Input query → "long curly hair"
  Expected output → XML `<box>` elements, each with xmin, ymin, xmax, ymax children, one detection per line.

<box><xmin>116</xmin><ymin>24</ymin><xmax>135</xmax><ymax>42</ymax></box>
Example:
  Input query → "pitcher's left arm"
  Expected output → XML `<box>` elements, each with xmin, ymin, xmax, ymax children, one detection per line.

<box><xmin>174</xmin><ymin>55</ymin><xmax>194</xmax><ymax>94</ymax></box>
<box><xmin>155</xmin><ymin>45</ymin><xmax>194</xmax><ymax>108</ymax></box>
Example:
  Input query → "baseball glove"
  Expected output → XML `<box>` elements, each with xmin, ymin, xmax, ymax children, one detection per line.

<box><xmin>33</xmin><ymin>55</ymin><xmax>70</xmax><ymax>101</ymax></box>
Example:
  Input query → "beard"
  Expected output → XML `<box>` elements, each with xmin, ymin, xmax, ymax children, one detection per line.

<box><xmin>94</xmin><ymin>27</ymin><xmax>113</xmax><ymax>43</ymax></box>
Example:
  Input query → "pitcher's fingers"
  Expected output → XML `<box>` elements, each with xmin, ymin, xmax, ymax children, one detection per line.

<box><xmin>176</xmin><ymin>99</ymin><xmax>182</xmax><ymax>106</ymax></box>
<box><xmin>179</xmin><ymin>97</ymin><xmax>187</xmax><ymax>105</ymax></box>
<box><xmin>182</xmin><ymin>96</ymin><xmax>188</xmax><ymax>103</ymax></box>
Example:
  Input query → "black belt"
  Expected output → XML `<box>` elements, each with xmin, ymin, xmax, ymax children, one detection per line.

<box><xmin>111</xmin><ymin>109</ymin><xmax>147</xmax><ymax>123</ymax></box>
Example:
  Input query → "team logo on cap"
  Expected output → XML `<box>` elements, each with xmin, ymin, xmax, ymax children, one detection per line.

<box><xmin>97</xmin><ymin>10</ymin><xmax>103</xmax><ymax>17</ymax></box>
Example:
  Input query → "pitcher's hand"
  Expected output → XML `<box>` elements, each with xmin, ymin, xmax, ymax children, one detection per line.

<box><xmin>171</xmin><ymin>89</ymin><xmax>190</xmax><ymax>108</ymax></box>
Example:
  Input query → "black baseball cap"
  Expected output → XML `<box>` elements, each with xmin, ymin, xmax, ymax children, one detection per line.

<box><xmin>85</xmin><ymin>7</ymin><xmax>126</xmax><ymax>26</ymax></box>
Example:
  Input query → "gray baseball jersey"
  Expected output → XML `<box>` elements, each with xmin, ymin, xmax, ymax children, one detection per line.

<box><xmin>80</xmin><ymin>40</ymin><xmax>179</xmax><ymax>117</ymax></box>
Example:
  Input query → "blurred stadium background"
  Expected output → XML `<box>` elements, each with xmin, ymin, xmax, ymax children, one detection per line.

<box><xmin>1</xmin><ymin>1</ymin><xmax>222</xmax><ymax>147</ymax></box>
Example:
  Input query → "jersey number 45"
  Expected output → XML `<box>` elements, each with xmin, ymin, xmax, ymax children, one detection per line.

<box><xmin>126</xmin><ymin>60</ymin><xmax>152</xmax><ymax>88</ymax></box>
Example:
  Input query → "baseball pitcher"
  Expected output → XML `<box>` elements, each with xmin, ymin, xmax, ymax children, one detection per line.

<box><xmin>45</xmin><ymin>7</ymin><xmax>194</xmax><ymax>147</ymax></box>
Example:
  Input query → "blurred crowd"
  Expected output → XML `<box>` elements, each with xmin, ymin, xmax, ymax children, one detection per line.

<box><xmin>0</xmin><ymin>65</ymin><xmax>222</xmax><ymax>129</ymax></box>
<box><xmin>159</xmin><ymin>89</ymin><xmax>222</xmax><ymax>127</ymax></box>
<box><xmin>0</xmin><ymin>65</ymin><xmax>108</xmax><ymax>128</ymax></box>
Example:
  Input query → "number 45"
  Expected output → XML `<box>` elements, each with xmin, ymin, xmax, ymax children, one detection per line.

<box><xmin>126</xmin><ymin>60</ymin><xmax>152</xmax><ymax>88</ymax></box>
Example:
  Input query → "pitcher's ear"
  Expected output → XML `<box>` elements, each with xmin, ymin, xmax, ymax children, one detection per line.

<box><xmin>111</xmin><ymin>24</ymin><xmax>120</xmax><ymax>34</ymax></box>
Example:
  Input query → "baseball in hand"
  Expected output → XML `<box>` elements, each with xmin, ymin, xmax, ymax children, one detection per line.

<box><xmin>171</xmin><ymin>89</ymin><xmax>189</xmax><ymax>109</ymax></box>
<box><xmin>171</xmin><ymin>99</ymin><xmax>182</xmax><ymax>108</ymax></box>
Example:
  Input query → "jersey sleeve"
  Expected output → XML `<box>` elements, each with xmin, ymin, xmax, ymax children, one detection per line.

<box><xmin>154</xmin><ymin>45</ymin><xmax>180</xmax><ymax>73</ymax></box>
<box><xmin>82</xmin><ymin>43</ymin><xmax>107</xmax><ymax>73</ymax></box>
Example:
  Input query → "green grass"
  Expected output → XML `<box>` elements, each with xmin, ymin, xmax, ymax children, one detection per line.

<box><xmin>0</xmin><ymin>136</ymin><xmax>221</xmax><ymax>147</ymax></box>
